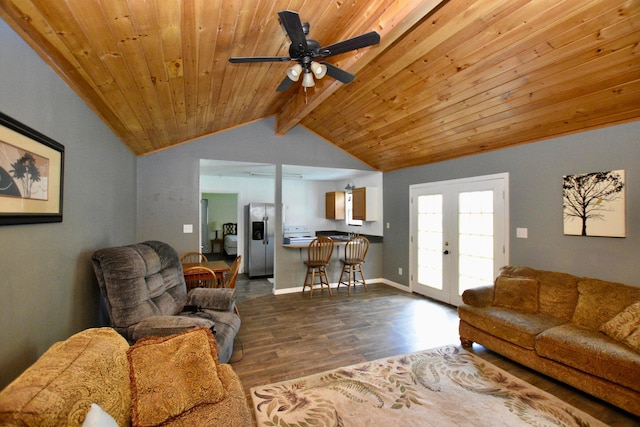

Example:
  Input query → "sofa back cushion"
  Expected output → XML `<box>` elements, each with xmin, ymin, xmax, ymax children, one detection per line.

<box><xmin>499</xmin><ymin>266</ymin><xmax>579</xmax><ymax>320</ymax></box>
<box><xmin>492</xmin><ymin>276</ymin><xmax>540</xmax><ymax>313</ymax></box>
<box><xmin>572</xmin><ymin>278</ymin><xmax>640</xmax><ymax>330</ymax></box>
<box><xmin>0</xmin><ymin>328</ymin><xmax>131</xmax><ymax>427</ymax></box>
<box><xmin>92</xmin><ymin>241</ymin><xmax>187</xmax><ymax>331</ymax></box>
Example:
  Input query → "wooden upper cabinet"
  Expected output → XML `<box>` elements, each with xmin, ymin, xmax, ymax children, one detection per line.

<box><xmin>326</xmin><ymin>191</ymin><xmax>345</xmax><ymax>220</ymax></box>
<box><xmin>352</xmin><ymin>187</ymin><xmax>378</xmax><ymax>221</ymax></box>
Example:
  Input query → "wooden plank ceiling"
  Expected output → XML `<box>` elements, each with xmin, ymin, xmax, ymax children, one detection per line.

<box><xmin>1</xmin><ymin>0</ymin><xmax>639</xmax><ymax>171</ymax></box>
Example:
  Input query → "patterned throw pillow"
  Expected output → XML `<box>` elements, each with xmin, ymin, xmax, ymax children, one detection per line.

<box><xmin>600</xmin><ymin>301</ymin><xmax>640</xmax><ymax>352</ymax></box>
<box><xmin>127</xmin><ymin>327</ymin><xmax>227</xmax><ymax>427</ymax></box>
<box><xmin>492</xmin><ymin>276</ymin><xmax>540</xmax><ymax>313</ymax></box>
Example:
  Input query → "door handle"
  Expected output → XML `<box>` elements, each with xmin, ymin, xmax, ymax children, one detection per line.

<box><xmin>443</xmin><ymin>250</ymin><xmax>450</xmax><ymax>255</ymax></box>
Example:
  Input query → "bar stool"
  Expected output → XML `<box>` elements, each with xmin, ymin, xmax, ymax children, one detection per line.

<box><xmin>337</xmin><ymin>236</ymin><xmax>370</xmax><ymax>294</ymax></box>
<box><xmin>302</xmin><ymin>237</ymin><xmax>334</xmax><ymax>298</ymax></box>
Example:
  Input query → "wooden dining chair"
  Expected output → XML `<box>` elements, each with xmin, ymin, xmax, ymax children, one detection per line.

<box><xmin>337</xmin><ymin>236</ymin><xmax>370</xmax><ymax>294</ymax></box>
<box><xmin>302</xmin><ymin>237</ymin><xmax>334</xmax><ymax>298</ymax></box>
<box><xmin>224</xmin><ymin>256</ymin><xmax>242</xmax><ymax>289</ymax></box>
<box><xmin>183</xmin><ymin>266</ymin><xmax>218</xmax><ymax>291</ymax></box>
<box><xmin>180</xmin><ymin>251</ymin><xmax>208</xmax><ymax>264</ymax></box>
<box><xmin>224</xmin><ymin>255</ymin><xmax>242</xmax><ymax>315</ymax></box>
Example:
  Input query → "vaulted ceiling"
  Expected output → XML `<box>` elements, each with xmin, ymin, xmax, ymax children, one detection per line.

<box><xmin>1</xmin><ymin>0</ymin><xmax>639</xmax><ymax>171</ymax></box>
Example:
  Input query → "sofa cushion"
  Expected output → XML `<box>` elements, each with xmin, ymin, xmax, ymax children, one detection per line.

<box><xmin>572</xmin><ymin>278</ymin><xmax>640</xmax><ymax>330</ymax></box>
<box><xmin>127</xmin><ymin>327</ymin><xmax>227</xmax><ymax>427</ymax></box>
<box><xmin>162</xmin><ymin>364</ymin><xmax>253</xmax><ymax>426</ymax></box>
<box><xmin>458</xmin><ymin>304</ymin><xmax>566</xmax><ymax>350</ymax></box>
<box><xmin>600</xmin><ymin>301</ymin><xmax>640</xmax><ymax>352</ymax></box>
<box><xmin>535</xmin><ymin>323</ymin><xmax>640</xmax><ymax>393</ymax></box>
<box><xmin>499</xmin><ymin>266</ymin><xmax>579</xmax><ymax>320</ymax></box>
<box><xmin>492</xmin><ymin>276</ymin><xmax>539</xmax><ymax>313</ymax></box>
<box><xmin>0</xmin><ymin>328</ymin><xmax>131</xmax><ymax>427</ymax></box>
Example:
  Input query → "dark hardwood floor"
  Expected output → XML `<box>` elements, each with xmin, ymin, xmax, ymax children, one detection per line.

<box><xmin>229</xmin><ymin>276</ymin><xmax>638</xmax><ymax>426</ymax></box>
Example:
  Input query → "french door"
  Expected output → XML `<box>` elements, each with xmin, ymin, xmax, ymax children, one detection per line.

<box><xmin>410</xmin><ymin>173</ymin><xmax>509</xmax><ymax>306</ymax></box>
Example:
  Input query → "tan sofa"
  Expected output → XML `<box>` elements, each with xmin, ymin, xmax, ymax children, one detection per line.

<box><xmin>0</xmin><ymin>327</ymin><xmax>252</xmax><ymax>426</ymax></box>
<box><xmin>458</xmin><ymin>266</ymin><xmax>640</xmax><ymax>416</ymax></box>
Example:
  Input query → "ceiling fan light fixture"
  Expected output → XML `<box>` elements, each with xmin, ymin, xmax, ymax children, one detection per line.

<box><xmin>302</xmin><ymin>71</ymin><xmax>315</xmax><ymax>87</ymax></box>
<box><xmin>310</xmin><ymin>61</ymin><xmax>327</xmax><ymax>79</ymax></box>
<box><xmin>286</xmin><ymin>64</ymin><xmax>303</xmax><ymax>81</ymax></box>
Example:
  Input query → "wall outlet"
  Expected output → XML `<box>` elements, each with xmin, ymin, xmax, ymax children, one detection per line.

<box><xmin>183</xmin><ymin>224</ymin><xmax>193</xmax><ymax>233</ymax></box>
<box><xmin>516</xmin><ymin>227</ymin><xmax>528</xmax><ymax>238</ymax></box>
<box><xmin>398</xmin><ymin>267</ymin><xmax>403</xmax><ymax>275</ymax></box>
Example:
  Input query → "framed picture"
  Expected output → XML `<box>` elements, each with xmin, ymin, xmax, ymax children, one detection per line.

<box><xmin>563</xmin><ymin>169</ymin><xmax>625</xmax><ymax>237</ymax></box>
<box><xmin>0</xmin><ymin>112</ymin><xmax>64</xmax><ymax>225</ymax></box>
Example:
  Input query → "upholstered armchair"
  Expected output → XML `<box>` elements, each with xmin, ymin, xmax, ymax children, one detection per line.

<box><xmin>91</xmin><ymin>240</ymin><xmax>240</xmax><ymax>363</ymax></box>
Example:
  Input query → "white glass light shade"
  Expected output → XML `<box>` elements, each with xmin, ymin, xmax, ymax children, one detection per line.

<box><xmin>310</xmin><ymin>61</ymin><xmax>327</xmax><ymax>79</ymax></box>
<box><xmin>286</xmin><ymin>64</ymin><xmax>303</xmax><ymax>81</ymax></box>
<box><xmin>302</xmin><ymin>71</ymin><xmax>315</xmax><ymax>87</ymax></box>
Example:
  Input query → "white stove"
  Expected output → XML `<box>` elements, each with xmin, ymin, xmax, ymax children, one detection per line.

<box><xmin>283</xmin><ymin>225</ymin><xmax>315</xmax><ymax>244</ymax></box>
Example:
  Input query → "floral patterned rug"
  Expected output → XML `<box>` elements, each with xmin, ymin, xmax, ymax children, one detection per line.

<box><xmin>251</xmin><ymin>345</ymin><xmax>607</xmax><ymax>426</ymax></box>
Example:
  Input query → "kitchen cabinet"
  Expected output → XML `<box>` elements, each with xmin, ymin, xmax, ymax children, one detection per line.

<box><xmin>352</xmin><ymin>187</ymin><xmax>378</xmax><ymax>221</ymax></box>
<box><xmin>325</xmin><ymin>191</ymin><xmax>345</xmax><ymax>220</ymax></box>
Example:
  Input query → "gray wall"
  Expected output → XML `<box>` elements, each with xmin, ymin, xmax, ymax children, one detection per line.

<box><xmin>383</xmin><ymin>121</ymin><xmax>640</xmax><ymax>287</ymax></box>
<box><xmin>0</xmin><ymin>21</ymin><xmax>137</xmax><ymax>388</ymax></box>
<box><xmin>136</xmin><ymin>117</ymin><xmax>373</xmax><ymax>253</ymax></box>
<box><xmin>136</xmin><ymin>119</ymin><xmax>375</xmax><ymax>291</ymax></box>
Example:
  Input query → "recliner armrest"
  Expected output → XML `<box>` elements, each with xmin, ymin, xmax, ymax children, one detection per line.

<box><xmin>186</xmin><ymin>288</ymin><xmax>237</xmax><ymax>312</ymax></box>
<box><xmin>461</xmin><ymin>285</ymin><xmax>494</xmax><ymax>307</ymax></box>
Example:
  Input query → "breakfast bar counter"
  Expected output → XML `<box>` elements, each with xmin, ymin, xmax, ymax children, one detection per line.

<box><xmin>279</xmin><ymin>232</ymin><xmax>383</xmax><ymax>291</ymax></box>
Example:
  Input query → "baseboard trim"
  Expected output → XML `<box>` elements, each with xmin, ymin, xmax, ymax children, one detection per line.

<box><xmin>272</xmin><ymin>278</ymin><xmax>410</xmax><ymax>295</ymax></box>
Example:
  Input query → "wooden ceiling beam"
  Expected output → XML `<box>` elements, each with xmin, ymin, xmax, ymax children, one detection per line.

<box><xmin>274</xmin><ymin>0</ymin><xmax>446</xmax><ymax>136</ymax></box>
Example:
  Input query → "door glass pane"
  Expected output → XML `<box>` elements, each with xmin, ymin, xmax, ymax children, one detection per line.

<box><xmin>417</xmin><ymin>194</ymin><xmax>443</xmax><ymax>290</ymax></box>
<box><xmin>458</xmin><ymin>190</ymin><xmax>494</xmax><ymax>294</ymax></box>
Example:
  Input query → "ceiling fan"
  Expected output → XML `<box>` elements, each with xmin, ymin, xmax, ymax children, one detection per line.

<box><xmin>228</xmin><ymin>10</ymin><xmax>380</xmax><ymax>91</ymax></box>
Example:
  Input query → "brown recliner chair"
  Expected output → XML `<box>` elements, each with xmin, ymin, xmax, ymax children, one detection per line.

<box><xmin>91</xmin><ymin>240</ymin><xmax>240</xmax><ymax>363</ymax></box>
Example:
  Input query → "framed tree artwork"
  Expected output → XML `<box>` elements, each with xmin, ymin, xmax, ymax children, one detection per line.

<box><xmin>0</xmin><ymin>112</ymin><xmax>64</xmax><ymax>225</ymax></box>
<box><xmin>563</xmin><ymin>170</ymin><xmax>625</xmax><ymax>237</ymax></box>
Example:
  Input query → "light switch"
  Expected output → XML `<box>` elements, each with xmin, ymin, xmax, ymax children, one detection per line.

<box><xmin>516</xmin><ymin>227</ymin><xmax>528</xmax><ymax>238</ymax></box>
<box><xmin>386</xmin><ymin>222</ymin><xmax>390</xmax><ymax>229</ymax></box>
<box><xmin>183</xmin><ymin>224</ymin><xmax>193</xmax><ymax>233</ymax></box>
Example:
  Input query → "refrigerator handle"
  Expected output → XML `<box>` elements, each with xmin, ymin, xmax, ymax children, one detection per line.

<box><xmin>264</xmin><ymin>217</ymin><xmax>268</xmax><ymax>245</ymax></box>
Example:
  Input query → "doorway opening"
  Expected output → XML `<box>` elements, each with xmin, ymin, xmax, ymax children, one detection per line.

<box><xmin>201</xmin><ymin>192</ymin><xmax>238</xmax><ymax>260</ymax></box>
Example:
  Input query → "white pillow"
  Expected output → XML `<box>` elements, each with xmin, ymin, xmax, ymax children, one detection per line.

<box><xmin>82</xmin><ymin>403</ymin><xmax>119</xmax><ymax>427</ymax></box>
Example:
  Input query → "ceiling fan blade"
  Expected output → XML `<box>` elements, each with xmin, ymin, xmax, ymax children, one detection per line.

<box><xmin>229</xmin><ymin>56</ymin><xmax>291</xmax><ymax>63</ymax></box>
<box><xmin>321</xmin><ymin>62</ymin><xmax>355</xmax><ymax>84</ymax></box>
<box><xmin>277</xmin><ymin>11</ymin><xmax>308</xmax><ymax>54</ymax></box>
<box><xmin>276</xmin><ymin>76</ymin><xmax>294</xmax><ymax>92</ymax></box>
<box><xmin>320</xmin><ymin>31</ymin><xmax>380</xmax><ymax>58</ymax></box>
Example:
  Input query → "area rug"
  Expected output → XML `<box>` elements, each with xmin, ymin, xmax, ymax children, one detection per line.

<box><xmin>250</xmin><ymin>345</ymin><xmax>606</xmax><ymax>426</ymax></box>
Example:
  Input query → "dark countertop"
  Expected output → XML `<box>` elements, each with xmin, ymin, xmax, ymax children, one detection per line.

<box><xmin>315</xmin><ymin>230</ymin><xmax>383</xmax><ymax>244</ymax></box>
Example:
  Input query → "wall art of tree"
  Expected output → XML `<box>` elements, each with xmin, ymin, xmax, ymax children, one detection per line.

<box><xmin>563</xmin><ymin>170</ymin><xmax>625</xmax><ymax>237</ymax></box>
<box><xmin>9</xmin><ymin>152</ymin><xmax>41</xmax><ymax>199</ymax></box>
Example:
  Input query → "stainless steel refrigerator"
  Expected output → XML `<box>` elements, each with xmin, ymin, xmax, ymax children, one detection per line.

<box><xmin>245</xmin><ymin>203</ymin><xmax>275</xmax><ymax>278</ymax></box>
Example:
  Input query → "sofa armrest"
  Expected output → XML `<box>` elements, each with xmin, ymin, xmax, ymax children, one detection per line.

<box><xmin>187</xmin><ymin>288</ymin><xmax>237</xmax><ymax>312</ymax></box>
<box><xmin>461</xmin><ymin>285</ymin><xmax>494</xmax><ymax>307</ymax></box>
